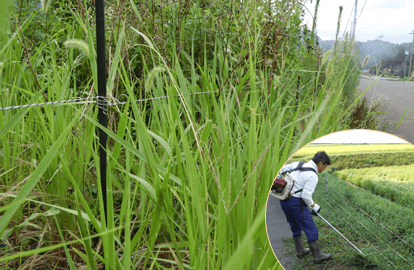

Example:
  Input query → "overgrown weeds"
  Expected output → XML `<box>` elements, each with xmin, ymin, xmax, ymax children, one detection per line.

<box><xmin>0</xmin><ymin>0</ymin><xmax>372</xmax><ymax>269</ymax></box>
<box><xmin>348</xmin><ymin>97</ymin><xmax>381</xmax><ymax>129</ymax></box>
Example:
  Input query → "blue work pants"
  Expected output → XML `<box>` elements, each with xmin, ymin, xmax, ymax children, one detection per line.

<box><xmin>279</xmin><ymin>196</ymin><xmax>319</xmax><ymax>242</ymax></box>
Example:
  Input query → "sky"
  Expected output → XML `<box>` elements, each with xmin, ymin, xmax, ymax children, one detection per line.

<box><xmin>303</xmin><ymin>0</ymin><xmax>414</xmax><ymax>44</ymax></box>
<box><xmin>310</xmin><ymin>130</ymin><xmax>410</xmax><ymax>144</ymax></box>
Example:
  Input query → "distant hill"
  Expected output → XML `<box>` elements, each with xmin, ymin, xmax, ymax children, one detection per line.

<box><xmin>318</xmin><ymin>39</ymin><xmax>335</xmax><ymax>52</ymax></box>
<box><xmin>316</xmin><ymin>36</ymin><xmax>414</xmax><ymax>71</ymax></box>
<box><xmin>355</xmin><ymin>39</ymin><xmax>396</xmax><ymax>68</ymax></box>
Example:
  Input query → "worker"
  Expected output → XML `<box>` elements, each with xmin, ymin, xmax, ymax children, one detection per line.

<box><xmin>278</xmin><ymin>151</ymin><xmax>332</xmax><ymax>264</ymax></box>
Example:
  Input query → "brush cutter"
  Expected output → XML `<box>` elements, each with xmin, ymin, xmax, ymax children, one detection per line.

<box><xmin>312</xmin><ymin>210</ymin><xmax>365</xmax><ymax>255</ymax></box>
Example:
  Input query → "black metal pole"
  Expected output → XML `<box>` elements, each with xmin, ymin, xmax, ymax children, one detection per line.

<box><xmin>95</xmin><ymin>0</ymin><xmax>107</xmax><ymax>225</ymax></box>
<box><xmin>326</xmin><ymin>171</ymin><xmax>328</xmax><ymax>202</ymax></box>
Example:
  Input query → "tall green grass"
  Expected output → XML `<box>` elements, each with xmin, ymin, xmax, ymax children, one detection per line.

<box><xmin>0</xmin><ymin>0</ymin><xmax>371</xmax><ymax>268</ymax></box>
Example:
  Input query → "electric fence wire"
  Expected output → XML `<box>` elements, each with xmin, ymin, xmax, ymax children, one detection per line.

<box><xmin>320</xmin><ymin>193</ymin><xmax>401</xmax><ymax>269</ymax></box>
<box><xmin>315</xmin><ymin>188</ymin><xmax>386</xmax><ymax>257</ymax></box>
<box><xmin>0</xmin><ymin>87</ymin><xmax>223</xmax><ymax>260</ymax></box>
<box><xmin>317</xmin><ymin>183</ymin><xmax>414</xmax><ymax>267</ymax></box>
<box><xmin>324</xmin><ymin>188</ymin><xmax>413</xmax><ymax>268</ymax></box>
<box><xmin>0</xmin><ymin>96</ymin><xmax>99</xmax><ymax>111</ymax></box>
<box><xmin>0</xmin><ymin>90</ymin><xmax>221</xmax><ymax>112</ymax></box>
<box><xmin>107</xmin><ymin>90</ymin><xmax>220</xmax><ymax>107</ymax></box>
<box><xmin>325</xmin><ymin>181</ymin><xmax>414</xmax><ymax>252</ymax></box>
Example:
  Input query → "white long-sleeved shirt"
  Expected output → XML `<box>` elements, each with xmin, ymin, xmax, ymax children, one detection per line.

<box><xmin>280</xmin><ymin>160</ymin><xmax>319</xmax><ymax>207</ymax></box>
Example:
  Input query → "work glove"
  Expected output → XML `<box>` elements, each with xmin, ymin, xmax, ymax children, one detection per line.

<box><xmin>310</xmin><ymin>204</ymin><xmax>321</xmax><ymax>216</ymax></box>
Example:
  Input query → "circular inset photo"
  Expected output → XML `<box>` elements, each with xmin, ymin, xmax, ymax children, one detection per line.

<box><xmin>265</xmin><ymin>129</ymin><xmax>414</xmax><ymax>270</ymax></box>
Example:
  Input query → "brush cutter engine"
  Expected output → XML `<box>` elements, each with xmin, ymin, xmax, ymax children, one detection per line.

<box><xmin>270</xmin><ymin>173</ymin><xmax>295</xmax><ymax>200</ymax></box>
<box><xmin>270</xmin><ymin>161</ymin><xmax>318</xmax><ymax>200</ymax></box>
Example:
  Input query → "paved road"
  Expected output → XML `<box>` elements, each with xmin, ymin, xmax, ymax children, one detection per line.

<box><xmin>358</xmin><ymin>78</ymin><xmax>414</xmax><ymax>144</ymax></box>
<box><xmin>266</xmin><ymin>194</ymin><xmax>302</xmax><ymax>270</ymax></box>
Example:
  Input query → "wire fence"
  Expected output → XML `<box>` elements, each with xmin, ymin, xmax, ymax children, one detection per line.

<box><xmin>0</xmin><ymin>90</ymin><xmax>220</xmax><ymax>112</ymax></box>
<box><xmin>4</xmin><ymin>89</ymin><xmax>414</xmax><ymax>268</ymax></box>
<box><xmin>0</xmin><ymin>97</ymin><xmax>99</xmax><ymax>111</ymax></box>
<box><xmin>325</xmin><ymin>178</ymin><xmax>414</xmax><ymax>252</ymax></box>
<box><xmin>320</xmin><ymin>193</ymin><xmax>399</xmax><ymax>268</ymax></box>
<box><xmin>0</xmin><ymin>88</ymin><xmax>225</xmax><ymax>261</ymax></box>
<box><xmin>315</xmin><ymin>172</ymin><xmax>414</xmax><ymax>268</ymax></box>
<box><xmin>320</xmin><ymin>187</ymin><xmax>411</xmax><ymax>267</ymax></box>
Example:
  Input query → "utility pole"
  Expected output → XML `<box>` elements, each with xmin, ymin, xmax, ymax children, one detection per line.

<box><xmin>377</xmin><ymin>35</ymin><xmax>384</xmax><ymax>41</ymax></box>
<box><xmin>410</xmin><ymin>31</ymin><xmax>414</xmax><ymax>80</ymax></box>
<box><xmin>404</xmin><ymin>51</ymin><xmax>409</xmax><ymax>82</ymax></box>
<box><xmin>352</xmin><ymin>0</ymin><xmax>358</xmax><ymax>39</ymax></box>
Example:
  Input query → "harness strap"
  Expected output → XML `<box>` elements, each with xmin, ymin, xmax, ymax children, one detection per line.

<box><xmin>292</xmin><ymin>188</ymin><xmax>303</xmax><ymax>195</ymax></box>
<box><xmin>278</xmin><ymin>161</ymin><xmax>318</xmax><ymax>200</ymax></box>
<box><xmin>288</xmin><ymin>161</ymin><xmax>317</xmax><ymax>198</ymax></box>
<box><xmin>284</xmin><ymin>161</ymin><xmax>318</xmax><ymax>175</ymax></box>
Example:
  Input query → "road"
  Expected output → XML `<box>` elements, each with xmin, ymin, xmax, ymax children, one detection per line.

<box><xmin>358</xmin><ymin>77</ymin><xmax>414</xmax><ymax>144</ymax></box>
<box><xmin>266</xmin><ymin>194</ymin><xmax>301</xmax><ymax>270</ymax></box>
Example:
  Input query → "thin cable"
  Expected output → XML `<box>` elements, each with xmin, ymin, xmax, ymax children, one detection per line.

<box><xmin>318</xmin><ymin>184</ymin><xmax>414</xmax><ymax>267</ymax></box>
<box><xmin>96</xmin><ymin>95</ymin><xmax>109</xmax><ymax>115</ymax></box>
<box><xmin>342</xmin><ymin>3</ymin><xmax>355</xmax><ymax>39</ymax></box>
<box><xmin>107</xmin><ymin>90</ymin><xmax>220</xmax><ymax>106</ymax></box>
<box><xmin>321</xmin><ymin>194</ymin><xmax>383</xmax><ymax>249</ymax></box>
<box><xmin>326</xmin><ymin>182</ymin><xmax>414</xmax><ymax>252</ymax></box>
<box><xmin>320</xmin><ymin>194</ymin><xmax>400</xmax><ymax>269</ymax></box>
<box><xmin>357</xmin><ymin>0</ymin><xmax>368</xmax><ymax>21</ymax></box>
<box><xmin>0</xmin><ymin>90</ymin><xmax>222</xmax><ymax>112</ymax></box>
<box><xmin>0</xmin><ymin>97</ymin><xmax>99</xmax><ymax>111</ymax></box>
<box><xmin>325</xmin><ymin>188</ymin><xmax>412</xmax><ymax>267</ymax></box>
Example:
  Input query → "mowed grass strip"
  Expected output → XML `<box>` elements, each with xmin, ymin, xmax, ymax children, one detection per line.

<box><xmin>295</xmin><ymin>143</ymin><xmax>414</xmax><ymax>158</ymax></box>
<box><xmin>329</xmin><ymin>152</ymin><xmax>414</xmax><ymax>170</ymax></box>
<box><xmin>335</xmin><ymin>165</ymin><xmax>414</xmax><ymax>207</ymax></box>
<box><xmin>292</xmin><ymin>151</ymin><xmax>414</xmax><ymax>170</ymax></box>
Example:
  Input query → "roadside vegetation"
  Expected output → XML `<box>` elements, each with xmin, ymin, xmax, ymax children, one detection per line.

<box><xmin>1</xmin><ymin>0</ymin><xmax>375</xmax><ymax>269</ymax></box>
